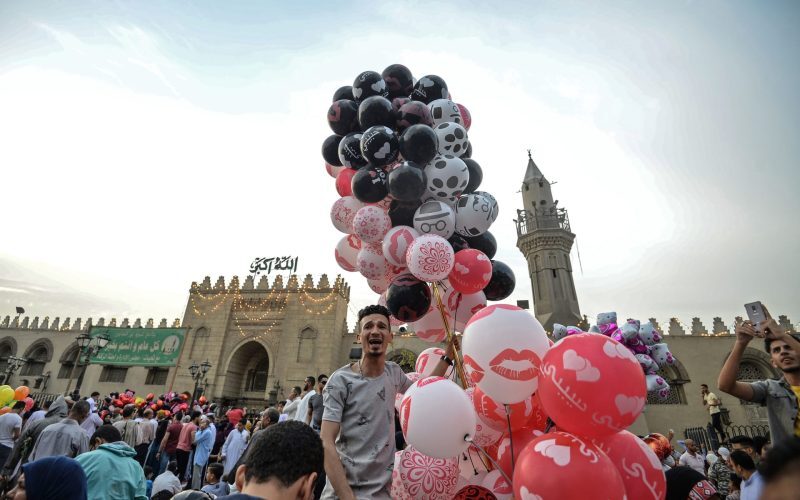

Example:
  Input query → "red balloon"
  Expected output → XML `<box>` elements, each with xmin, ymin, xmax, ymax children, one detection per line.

<box><xmin>495</xmin><ymin>426</ymin><xmax>541</xmax><ymax>479</ymax></box>
<box><xmin>448</xmin><ymin>249</ymin><xmax>492</xmax><ymax>294</ymax></box>
<box><xmin>335</xmin><ymin>168</ymin><xmax>356</xmax><ymax>197</ymax></box>
<box><xmin>456</xmin><ymin>103</ymin><xmax>472</xmax><ymax>130</ymax></box>
<box><xmin>538</xmin><ymin>333</ymin><xmax>646</xmax><ymax>438</ymax></box>
<box><xmin>528</xmin><ymin>391</ymin><xmax>549</xmax><ymax>432</ymax></box>
<box><xmin>471</xmin><ymin>385</ymin><xmax>537</xmax><ymax>432</ymax></box>
<box><xmin>453</xmin><ymin>485</ymin><xmax>496</xmax><ymax>499</ymax></box>
<box><xmin>146</xmin><ymin>393</ymin><xmax>154</xmax><ymax>401</ymax></box>
<box><xmin>513</xmin><ymin>431</ymin><xmax>625</xmax><ymax>500</ymax></box>
<box><xmin>593</xmin><ymin>430</ymin><xmax>667</xmax><ymax>500</ymax></box>
<box><xmin>150</xmin><ymin>403</ymin><xmax>158</xmax><ymax>411</ymax></box>
<box><xmin>23</xmin><ymin>397</ymin><xmax>34</xmax><ymax>412</ymax></box>
<box><xmin>643</xmin><ymin>433</ymin><xmax>672</xmax><ymax>462</ymax></box>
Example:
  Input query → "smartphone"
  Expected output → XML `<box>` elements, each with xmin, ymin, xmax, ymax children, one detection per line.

<box><xmin>744</xmin><ymin>301</ymin><xmax>767</xmax><ymax>326</ymax></box>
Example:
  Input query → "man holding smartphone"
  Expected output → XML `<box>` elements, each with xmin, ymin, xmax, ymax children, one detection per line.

<box><xmin>717</xmin><ymin>304</ymin><xmax>800</xmax><ymax>443</ymax></box>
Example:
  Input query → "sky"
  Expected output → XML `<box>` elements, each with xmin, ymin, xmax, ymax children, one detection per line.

<box><xmin>1</xmin><ymin>0</ymin><xmax>798</xmax><ymax>331</ymax></box>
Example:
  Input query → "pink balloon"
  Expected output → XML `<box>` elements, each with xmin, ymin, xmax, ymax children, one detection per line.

<box><xmin>446</xmin><ymin>289</ymin><xmax>487</xmax><ymax>332</ymax></box>
<box><xmin>406</xmin><ymin>234</ymin><xmax>455</xmax><ymax>282</ymax></box>
<box><xmin>24</xmin><ymin>397</ymin><xmax>34</xmax><ymax>412</ymax></box>
<box><xmin>367</xmin><ymin>274</ymin><xmax>390</xmax><ymax>294</ymax></box>
<box><xmin>352</xmin><ymin>205</ymin><xmax>391</xmax><ymax>244</ymax></box>
<box><xmin>335</xmin><ymin>167</ymin><xmax>356</xmax><ymax>196</ymax></box>
<box><xmin>592</xmin><ymin>430</ymin><xmax>667</xmax><ymax>500</ymax></box>
<box><xmin>538</xmin><ymin>333</ymin><xmax>646</xmax><ymax>439</ymax></box>
<box><xmin>464</xmin><ymin>388</ymin><xmax>503</xmax><ymax>448</ymax></box>
<box><xmin>471</xmin><ymin>385</ymin><xmax>538</xmax><ymax>432</ymax></box>
<box><xmin>409</xmin><ymin>304</ymin><xmax>451</xmax><ymax>343</ymax></box>
<box><xmin>334</xmin><ymin>234</ymin><xmax>361</xmax><ymax>272</ymax></box>
<box><xmin>448</xmin><ymin>249</ymin><xmax>492</xmax><ymax>294</ymax></box>
<box><xmin>481</xmin><ymin>469</ymin><xmax>513</xmax><ymax>500</ymax></box>
<box><xmin>382</xmin><ymin>226</ymin><xmax>419</xmax><ymax>267</ymax></box>
<box><xmin>456</xmin><ymin>103</ymin><xmax>472</xmax><ymax>130</ymax></box>
<box><xmin>325</xmin><ymin>162</ymin><xmax>344</xmax><ymax>178</ymax></box>
<box><xmin>391</xmin><ymin>451</ymin><xmax>413</xmax><ymax>500</ymax></box>
<box><xmin>398</xmin><ymin>447</ymin><xmax>460</xmax><ymax>500</ymax></box>
<box><xmin>415</xmin><ymin>347</ymin><xmax>449</xmax><ymax>378</ymax></box>
<box><xmin>330</xmin><ymin>196</ymin><xmax>363</xmax><ymax>234</ymax></box>
<box><xmin>513</xmin><ymin>432</ymin><xmax>625</xmax><ymax>500</ymax></box>
<box><xmin>462</xmin><ymin>304</ymin><xmax>550</xmax><ymax>404</ymax></box>
<box><xmin>356</xmin><ymin>245</ymin><xmax>387</xmax><ymax>280</ymax></box>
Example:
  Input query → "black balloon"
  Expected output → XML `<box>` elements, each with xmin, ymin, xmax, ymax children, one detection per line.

<box><xmin>388</xmin><ymin>162</ymin><xmax>426</xmax><ymax>201</ymax></box>
<box><xmin>389</xmin><ymin>199</ymin><xmax>422</xmax><ymax>227</ymax></box>
<box><xmin>465</xmin><ymin>231</ymin><xmax>497</xmax><ymax>259</ymax></box>
<box><xmin>328</xmin><ymin>99</ymin><xmax>359</xmax><ymax>135</ymax></box>
<box><xmin>483</xmin><ymin>260</ymin><xmax>515</xmax><ymax>301</ymax></box>
<box><xmin>411</xmin><ymin>75</ymin><xmax>448</xmax><ymax>104</ymax></box>
<box><xmin>448</xmin><ymin>234</ymin><xmax>470</xmax><ymax>253</ymax></box>
<box><xmin>322</xmin><ymin>134</ymin><xmax>343</xmax><ymax>166</ymax></box>
<box><xmin>333</xmin><ymin>85</ymin><xmax>354</xmax><ymax>102</ymax></box>
<box><xmin>397</xmin><ymin>101</ymin><xmax>433</xmax><ymax>131</ymax></box>
<box><xmin>462</xmin><ymin>158</ymin><xmax>483</xmax><ymax>194</ymax></box>
<box><xmin>382</xmin><ymin>64</ymin><xmax>414</xmax><ymax>98</ymax></box>
<box><xmin>351</xmin><ymin>165</ymin><xmax>388</xmax><ymax>203</ymax></box>
<box><xmin>338</xmin><ymin>133</ymin><xmax>367</xmax><ymax>169</ymax></box>
<box><xmin>399</xmin><ymin>124</ymin><xmax>438</xmax><ymax>165</ymax></box>
<box><xmin>360</xmin><ymin>126</ymin><xmax>399</xmax><ymax>166</ymax></box>
<box><xmin>352</xmin><ymin>71</ymin><xmax>387</xmax><ymax>103</ymax></box>
<box><xmin>462</xmin><ymin>141</ymin><xmax>472</xmax><ymax>158</ymax></box>
<box><xmin>358</xmin><ymin>96</ymin><xmax>396</xmax><ymax>130</ymax></box>
<box><xmin>386</xmin><ymin>273</ymin><xmax>431</xmax><ymax>322</ymax></box>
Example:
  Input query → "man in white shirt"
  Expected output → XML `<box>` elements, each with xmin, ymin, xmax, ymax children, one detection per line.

<box><xmin>293</xmin><ymin>376</ymin><xmax>316</xmax><ymax>423</ymax></box>
<box><xmin>0</xmin><ymin>402</ymin><xmax>25</xmax><ymax>467</ymax></box>
<box><xmin>679</xmin><ymin>439</ymin><xmax>706</xmax><ymax>476</ymax></box>
<box><xmin>282</xmin><ymin>386</ymin><xmax>302</xmax><ymax>422</ymax></box>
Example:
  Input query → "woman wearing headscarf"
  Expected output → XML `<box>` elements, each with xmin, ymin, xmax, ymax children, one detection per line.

<box><xmin>5</xmin><ymin>455</ymin><xmax>88</xmax><ymax>500</ymax></box>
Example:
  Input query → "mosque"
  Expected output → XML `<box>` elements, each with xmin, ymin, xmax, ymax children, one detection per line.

<box><xmin>0</xmin><ymin>155</ymin><xmax>794</xmax><ymax>437</ymax></box>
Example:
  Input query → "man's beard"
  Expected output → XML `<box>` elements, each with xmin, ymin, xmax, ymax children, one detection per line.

<box><xmin>782</xmin><ymin>364</ymin><xmax>800</xmax><ymax>373</ymax></box>
<box><xmin>365</xmin><ymin>349</ymin><xmax>383</xmax><ymax>358</ymax></box>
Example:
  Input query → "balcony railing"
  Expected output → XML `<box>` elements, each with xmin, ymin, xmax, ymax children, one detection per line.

<box><xmin>515</xmin><ymin>208</ymin><xmax>571</xmax><ymax>237</ymax></box>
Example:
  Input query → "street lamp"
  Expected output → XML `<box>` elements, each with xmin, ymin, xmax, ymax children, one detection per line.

<box><xmin>189</xmin><ymin>360</ymin><xmax>212</xmax><ymax>404</ymax></box>
<box><xmin>67</xmin><ymin>333</ymin><xmax>110</xmax><ymax>400</ymax></box>
<box><xmin>3</xmin><ymin>356</ymin><xmax>27</xmax><ymax>386</ymax></box>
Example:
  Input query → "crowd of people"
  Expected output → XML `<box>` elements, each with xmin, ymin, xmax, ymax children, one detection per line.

<box><xmin>0</xmin><ymin>304</ymin><xmax>796</xmax><ymax>499</ymax></box>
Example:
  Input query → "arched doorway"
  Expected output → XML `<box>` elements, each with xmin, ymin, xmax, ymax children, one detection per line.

<box><xmin>223</xmin><ymin>341</ymin><xmax>270</xmax><ymax>405</ymax></box>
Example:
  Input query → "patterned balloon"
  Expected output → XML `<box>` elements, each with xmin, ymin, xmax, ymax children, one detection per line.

<box><xmin>382</xmin><ymin>63</ymin><xmax>414</xmax><ymax>98</ymax></box>
<box><xmin>449</xmin><ymin>290</ymin><xmax>487</xmax><ymax>332</ymax></box>
<box><xmin>456</xmin><ymin>103</ymin><xmax>472</xmax><ymax>130</ymax></box>
<box><xmin>481</xmin><ymin>470</ymin><xmax>513</xmax><ymax>500</ymax></box>
<box><xmin>592</xmin><ymin>430</ymin><xmax>667</xmax><ymax>500</ymax></box>
<box><xmin>471</xmin><ymin>385</ymin><xmax>538</xmax><ymax>432</ymax></box>
<box><xmin>406</xmin><ymin>234</ymin><xmax>455</xmax><ymax>282</ymax></box>
<box><xmin>464</xmin><ymin>387</ymin><xmax>504</xmax><ymax>448</ymax></box>
<box><xmin>382</xmin><ymin>226</ymin><xmax>419</xmax><ymax>267</ymax></box>
<box><xmin>352</xmin><ymin>70</ymin><xmax>387</xmax><ymax>103</ymax></box>
<box><xmin>413</xmin><ymin>200</ymin><xmax>456</xmax><ymax>239</ymax></box>
<box><xmin>453</xmin><ymin>485</ymin><xmax>497</xmax><ymax>500</ymax></box>
<box><xmin>448</xmin><ymin>249</ymin><xmax>492</xmax><ymax>294</ymax></box>
<box><xmin>397</xmin><ymin>446</ymin><xmax>460</xmax><ymax>499</ymax></box>
<box><xmin>433</xmin><ymin>122</ymin><xmax>469</xmax><ymax>157</ymax></box>
<box><xmin>538</xmin><ymin>333</ymin><xmax>647</xmax><ymax>438</ymax></box>
<box><xmin>334</xmin><ymin>234</ymin><xmax>361</xmax><ymax>272</ymax></box>
<box><xmin>454</xmin><ymin>193</ymin><xmax>495</xmax><ymax>237</ymax></box>
<box><xmin>391</xmin><ymin>451</ymin><xmax>414</xmax><ymax>500</ymax></box>
<box><xmin>335</xmin><ymin>167</ymin><xmax>356</xmax><ymax>197</ymax></box>
<box><xmin>367</xmin><ymin>274</ymin><xmax>391</xmax><ymax>294</ymax></box>
<box><xmin>352</xmin><ymin>205</ymin><xmax>391</xmax><ymax>244</ymax></box>
<box><xmin>330</xmin><ymin>196</ymin><xmax>363</xmax><ymax>234</ymax></box>
<box><xmin>327</xmin><ymin>99</ymin><xmax>359</xmax><ymax>135</ymax></box>
<box><xmin>338</xmin><ymin>132</ymin><xmax>366</xmax><ymax>169</ymax></box>
<box><xmin>385</xmin><ymin>273</ymin><xmax>431</xmax><ymax>322</ymax></box>
<box><xmin>411</xmin><ymin>74</ymin><xmax>448</xmax><ymax>104</ymax></box>
<box><xmin>356</xmin><ymin>245</ymin><xmax>387</xmax><ymax>281</ymax></box>
<box><xmin>415</xmin><ymin>347</ymin><xmax>447</xmax><ymax>378</ymax></box>
<box><xmin>410</xmin><ymin>304</ymin><xmax>451</xmax><ymax>343</ymax></box>
<box><xmin>397</xmin><ymin>100</ymin><xmax>434</xmax><ymax>130</ymax></box>
<box><xmin>513</xmin><ymin>432</ymin><xmax>626</xmax><ymax>500</ymax></box>
<box><xmin>428</xmin><ymin>98</ymin><xmax>463</xmax><ymax>127</ymax></box>
<box><xmin>423</xmin><ymin>155</ymin><xmax>469</xmax><ymax>204</ymax></box>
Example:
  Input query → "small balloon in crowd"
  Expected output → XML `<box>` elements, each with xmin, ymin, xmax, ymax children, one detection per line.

<box><xmin>352</xmin><ymin>70</ymin><xmax>387</xmax><ymax>103</ymax></box>
<box><xmin>382</xmin><ymin>64</ymin><xmax>414</xmax><ymax>98</ymax></box>
<box><xmin>14</xmin><ymin>386</ymin><xmax>29</xmax><ymax>401</ymax></box>
<box><xmin>449</xmin><ymin>249</ymin><xmax>492</xmax><ymax>294</ymax></box>
<box><xmin>330</xmin><ymin>196</ymin><xmax>364</xmax><ymax>234</ymax></box>
<box><xmin>433</xmin><ymin>122</ymin><xmax>469</xmax><ymax>157</ymax></box>
<box><xmin>332</xmin><ymin>85</ymin><xmax>354</xmax><ymax>101</ymax></box>
<box><xmin>399</xmin><ymin>124</ymin><xmax>439</xmax><ymax>165</ymax></box>
<box><xmin>352</xmin><ymin>205</ymin><xmax>392</xmax><ymax>244</ymax></box>
<box><xmin>397</xmin><ymin>101</ymin><xmax>433</xmax><ymax>130</ymax></box>
<box><xmin>351</xmin><ymin>165</ymin><xmax>389</xmax><ymax>203</ymax></box>
<box><xmin>462</xmin><ymin>158</ymin><xmax>483</xmax><ymax>194</ymax></box>
<box><xmin>388</xmin><ymin>162</ymin><xmax>427</xmax><ymax>201</ymax></box>
<box><xmin>382</xmin><ymin>226</ymin><xmax>419</xmax><ymax>267</ymax></box>
<box><xmin>412</xmin><ymin>74</ymin><xmax>448</xmax><ymax>103</ymax></box>
<box><xmin>465</xmin><ymin>230</ymin><xmax>497</xmax><ymax>259</ymax></box>
<box><xmin>338</xmin><ymin>133</ymin><xmax>367</xmax><ymax>169</ymax></box>
<box><xmin>322</xmin><ymin>134</ymin><xmax>344</xmax><ymax>167</ymax></box>
<box><xmin>335</xmin><ymin>167</ymin><xmax>356</xmax><ymax>196</ymax></box>
<box><xmin>406</xmin><ymin>234</ymin><xmax>455</xmax><ymax>282</ymax></box>
<box><xmin>413</xmin><ymin>200</ymin><xmax>456</xmax><ymax>239</ymax></box>
<box><xmin>423</xmin><ymin>154</ymin><xmax>469</xmax><ymax>204</ymax></box>
<box><xmin>335</xmin><ymin>234</ymin><xmax>362</xmax><ymax>272</ymax></box>
<box><xmin>483</xmin><ymin>260</ymin><xmax>516</xmax><ymax>301</ymax></box>
<box><xmin>386</xmin><ymin>273</ymin><xmax>432</xmax><ymax>322</ymax></box>
<box><xmin>327</xmin><ymin>99</ymin><xmax>360</xmax><ymax>135</ymax></box>
<box><xmin>360</xmin><ymin>126</ymin><xmax>399</xmax><ymax>166</ymax></box>
<box><xmin>358</xmin><ymin>96</ymin><xmax>395</xmax><ymax>130</ymax></box>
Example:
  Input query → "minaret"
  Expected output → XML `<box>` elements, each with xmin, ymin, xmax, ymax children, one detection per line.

<box><xmin>516</xmin><ymin>151</ymin><xmax>581</xmax><ymax>331</ymax></box>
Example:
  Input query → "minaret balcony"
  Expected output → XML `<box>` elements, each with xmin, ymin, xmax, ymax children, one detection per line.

<box><xmin>515</xmin><ymin>208</ymin><xmax>571</xmax><ymax>237</ymax></box>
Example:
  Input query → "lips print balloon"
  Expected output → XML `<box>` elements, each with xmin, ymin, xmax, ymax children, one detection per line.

<box><xmin>367</xmin><ymin>274</ymin><xmax>391</xmax><ymax>294</ymax></box>
<box><xmin>471</xmin><ymin>385</ymin><xmax>538</xmax><ymax>432</ymax></box>
<box><xmin>449</xmin><ymin>290</ymin><xmax>487</xmax><ymax>332</ymax></box>
<box><xmin>382</xmin><ymin>63</ymin><xmax>414</xmax><ymax>98</ymax></box>
<box><xmin>334</xmin><ymin>234</ymin><xmax>362</xmax><ymax>272</ymax></box>
<box><xmin>397</xmin><ymin>446</ymin><xmax>460</xmax><ymax>499</ymax></box>
<box><xmin>453</xmin><ymin>485</ymin><xmax>496</xmax><ymax>500</ymax></box>
<box><xmin>448</xmin><ymin>249</ymin><xmax>492</xmax><ymax>294</ymax></box>
<box><xmin>381</xmin><ymin>226</ymin><xmax>418</xmax><ymax>267</ymax></box>
<box><xmin>330</xmin><ymin>196</ymin><xmax>364</xmax><ymax>234</ymax></box>
<box><xmin>462</xmin><ymin>304</ymin><xmax>550</xmax><ymax>404</ymax></box>
<box><xmin>538</xmin><ymin>333</ymin><xmax>647</xmax><ymax>439</ymax></box>
<box><xmin>410</xmin><ymin>304</ymin><xmax>451</xmax><ymax>343</ymax></box>
<box><xmin>415</xmin><ymin>347</ymin><xmax>447</xmax><ymax>377</ymax></box>
<box><xmin>513</xmin><ymin>431</ymin><xmax>625</xmax><ymax>500</ymax></box>
<box><xmin>356</xmin><ymin>245</ymin><xmax>388</xmax><ymax>281</ymax></box>
<box><xmin>399</xmin><ymin>377</ymin><xmax>476</xmax><ymax>459</ymax></box>
<box><xmin>352</xmin><ymin>205</ymin><xmax>391</xmax><ymax>244</ymax></box>
<box><xmin>406</xmin><ymin>234</ymin><xmax>455</xmax><ymax>282</ymax></box>
<box><xmin>385</xmin><ymin>273</ymin><xmax>432</xmax><ymax>322</ymax></box>
<box><xmin>592</xmin><ymin>430</ymin><xmax>667</xmax><ymax>500</ymax></box>
<box><xmin>464</xmin><ymin>387</ymin><xmax>504</xmax><ymax>447</ymax></box>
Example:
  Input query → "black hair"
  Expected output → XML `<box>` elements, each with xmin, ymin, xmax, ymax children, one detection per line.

<box><xmin>752</xmin><ymin>435</ymin><xmax>768</xmax><ymax>455</ymax></box>
<box><xmin>191</xmin><ymin>410</ymin><xmax>201</xmax><ymax>420</ymax></box>
<box><xmin>305</xmin><ymin>376</ymin><xmax>316</xmax><ymax>387</ymax></box>
<box><xmin>729</xmin><ymin>449</ymin><xmax>756</xmax><ymax>471</ymax></box>
<box><xmin>167</xmin><ymin>460</ymin><xmax>179</xmax><ymax>474</ymax></box>
<box><xmin>729</xmin><ymin>472</ymin><xmax>742</xmax><ymax>489</ymax></box>
<box><xmin>206</xmin><ymin>462</ymin><xmax>224</xmax><ymax>480</ymax></box>
<box><xmin>12</xmin><ymin>401</ymin><xmax>25</xmax><ymax>410</ymax></box>
<box><xmin>357</xmin><ymin>304</ymin><xmax>391</xmax><ymax>326</ymax></box>
<box><xmin>318</xmin><ymin>374</ymin><xmax>328</xmax><ymax>382</ymax></box>
<box><xmin>730</xmin><ymin>435</ymin><xmax>755</xmax><ymax>449</ymax></box>
<box><xmin>242</xmin><ymin>421</ymin><xmax>323</xmax><ymax>487</ymax></box>
<box><xmin>760</xmin><ymin>437</ymin><xmax>800</xmax><ymax>482</ymax></box>
<box><xmin>293</xmin><ymin>386</ymin><xmax>302</xmax><ymax>395</ymax></box>
<box><xmin>700</xmin><ymin>383</ymin><xmax>708</xmax><ymax>388</ymax></box>
<box><xmin>72</xmin><ymin>400</ymin><xmax>90</xmax><ymax>419</ymax></box>
<box><xmin>122</xmin><ymin>405</ymin><xmax>135</xmax><ymax>418</ymax></box>
<box><xmin>90</xmin><ymin>391</ymin><xmax>100</xmax><ymax>397</ymax></box>
<box><xmin>91</xmin><ymin>424</ymin><xmax>122</xmax><ymax>445</ymax></box>
<box><xmin>174</xmin><ymin>411</ymin><xmax>184</xmax><ymax>421</ymax></box>
<box><xmin>265</xmin><ymin>407</ymin><xmax>280</xmax><ymax>425</ymax></box>
<box><xmin>765</xmin><ymin>332</ymin><xmax>800</xmax><ymax>354</ymax></box>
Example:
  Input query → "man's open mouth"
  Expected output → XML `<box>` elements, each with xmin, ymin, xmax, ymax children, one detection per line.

<box><xmin>368</xmin><ymin>338</ymin><xmax>383</xmax><ymax>346</ymax></box>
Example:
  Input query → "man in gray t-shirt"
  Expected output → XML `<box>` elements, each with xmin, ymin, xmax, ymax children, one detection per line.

<box><xmin>320</xmin><ymin>304</ymin><xmax>455</xmax><ymax>500</ymax></box>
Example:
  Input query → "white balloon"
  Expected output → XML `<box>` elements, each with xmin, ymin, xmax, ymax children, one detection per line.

<box><xmin>428</xmin><ymin>98</ymin><xmax>463</xmax><ymax>127</ymax></box>
<box><xmin>399</xmin><ymin>377</ymin><xmax>476</xmax><ymax>459</ymax></box>
<box><xmin>462</xmin><ymin>304</ymin><xmax>550</xmax><ymax>404</ymax></box>
<box><xmin>445</xmin><ymin>290</ymin><xmax>487</xmax><ymax>332</ymax></box>
<box><xmin>464</xmin><ymin>387</ymin><xmax>503</xmax><ymax>448</ymax></box>
<box><xmin>454</xmin><ymin>193</ymin><xmax>494</xmax><ymax>237</ymax></box>
<box><xmin>423</xmin><ymin>155</ymin><xmax>469</xmax><ymax>204</ymax></box>
<box><xmin>406</xmin><ymin>234</ymin><xmax>455</xmax><ymax>282</ymax></box>
<box><xmin>330</xmin><ymin>196</ymin><xmax>364</xmax><ymax>234</ymax></box>
<box><xmin>356</xmin><ymin>245</ymin><xmax>387</xmax><ymax>280</ymax></box>
<box><xmin>433</xmin><ymin>122</ymin><xmax>469</xmax><ymax>157</ymax></box>
<box><xmin>382</xmin><ymin>226</ymin><xmax>419</xmax><ymax>267</ymax></box>
<box><xmin>352</xmin><ymin>205</ymin><xmax>391</xmax><ymax>243</ymax></box>
<box><xmin>413</xmin><ymin>200</ymin><xmax>455</xmax><ymax>239</ymax></box>
<box><xmin>410</xmin><ymin>304</ymin><xmax>452</xmax><ymax>343</ymax></box>
<box><xmin>415</xmin><ymin>347</ymin><xmax>450</xmax><ymax>378</ymax></box>
<box><xmin>334</xmin><ymin>234</ymin><xmax>362</xmax><ymax>272</ymax></box>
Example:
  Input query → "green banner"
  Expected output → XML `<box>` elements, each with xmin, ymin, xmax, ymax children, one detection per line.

<box><xmin>88</xmin><ymin>327</ymin><xmax>187</xmax><ymax>366</ymax></box>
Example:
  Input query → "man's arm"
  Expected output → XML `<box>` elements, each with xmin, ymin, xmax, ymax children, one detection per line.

<box><xmin>430</xmin><ymin>338</ymin><xmax>459</xmax><ymax>378</ymax></box>
<box><xmin>320</xmin><ymin>420</ymin><xmax>355</xmax><ymax>500</ymax></box>
<box><xmin>717</xmin><ymin>321</ymin><xmax>757</xmax><ymax>401</ymax></box>
<box><xmin>306</xmin><ymin>405</ymin><xmax>313</xmax><ymax>425</ymax></box>
<box><xmin>158</xmin><ymin>430</ymin><xmax>170</xmax><ymax>454</ymax></box>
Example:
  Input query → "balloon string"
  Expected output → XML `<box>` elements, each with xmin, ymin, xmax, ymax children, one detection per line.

<box><xmin>467</xmin><ymin>438</ymin><xmax>513</xmax><ymax>487</ymax></box>
<box><xmin>505</xmin><ymin>404</ymin><xmax>516</xmax><ymax>473</ymax></box>
<box><xmin>431</xmin><ymin>281</ymin><xmax>468</xmax><ymax>389</ymax></box>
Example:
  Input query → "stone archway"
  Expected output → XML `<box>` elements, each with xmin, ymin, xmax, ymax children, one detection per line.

<box><xmin>223</xmin><ymin>340</ymin><xmax>270</xmax><ymax>403</ymax></box>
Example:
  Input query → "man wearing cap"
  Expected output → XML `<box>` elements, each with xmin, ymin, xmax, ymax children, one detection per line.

<box><xmin>708</xmin><ymin>447</ymin><xmax>732</xmax><ymax>497</ymax></box>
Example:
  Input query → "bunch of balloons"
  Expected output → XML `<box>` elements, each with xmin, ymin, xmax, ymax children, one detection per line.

<box><xmin>0</xmin><ymin>385</ymin><xmax>34</xmax><ymax>415</ymax></box>
<box><xmin>325</xmin><ymin>65</ymin><xmax>516</xmax><ymax>333</ymax></box>
<box><xmin>553</xmin><ymin>311</ymin><xmax>677</xmax><ymax>401</ymax></box>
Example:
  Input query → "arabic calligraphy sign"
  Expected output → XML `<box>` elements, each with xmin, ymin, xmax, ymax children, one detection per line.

<box><xmin>249</xmin><ymin>256</ymin><xmax>299</xmax><ymax>276</ymax></box>
<box><xmin>88</xmin><ymin>327</ymin><xmax>187</xmax><ymax>367</ymax></box>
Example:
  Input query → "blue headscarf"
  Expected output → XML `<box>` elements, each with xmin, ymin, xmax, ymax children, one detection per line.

<box><xmin>22</xmin><ymin>456</ymin><xmax>88</xmax><ymax>500</ymax></box>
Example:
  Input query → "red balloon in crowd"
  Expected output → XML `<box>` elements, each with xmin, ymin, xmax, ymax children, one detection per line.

<box><xmin>471</xmin><ymin>385</ymin><xmax>538</xmax><ymax>432</ymax></box>
<box><xmin>199</xmin><ymin>396</ymin><xmax>207</xmax><ymax>404</ymax></box>
<box><xmin>513</xmin><ymin>431</ymin><xmax>626</xmax><ymax>500</ymax></box>
<box><xmin>593</xmin><ymin>430</ymin><xmax>667</xmax><ymax>500</ymax></box>
<box><xmin>146</xmin><ymin>393</ymin><xmax>154</xmax><ymax>401</ymax></box>
<box><xmin>494</xmin><ymin>426</ymin><xmax>541</xmax><ymax>480</ymax></box>
<box><xmin>538</xmin><ymin>333</ymin><xmax>646</xmax><ymax>438</ymax></box>
<box><xmin>448</xmin><ymin>249</ymin><xmax>492</xmax><ymax>294</ymax></box>
<box><xmin>335</xmin><ymin>168</ymin><xmax>356</xmax><ymax>197</ymax></box>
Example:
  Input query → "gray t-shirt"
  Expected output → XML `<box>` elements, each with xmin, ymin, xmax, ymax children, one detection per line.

<box><xmin>320</xmin><ymin>361</ymin><xmax>412</xmax><ymax>500</ymax></box>
<box><xmin>308</xmin><ymin>393</ymin><xmax>324</xmax><ymax>429</ymax></box>
<box><xmin>0</xmin><ymin>413</ymin><xmax>22</xmax><ymax>448</ymax></box>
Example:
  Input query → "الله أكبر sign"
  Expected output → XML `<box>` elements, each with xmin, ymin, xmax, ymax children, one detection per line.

<box><xmin>249</xmin><ymin>256</ymin><xmax>299</xmax><ymax>276</ymax></box>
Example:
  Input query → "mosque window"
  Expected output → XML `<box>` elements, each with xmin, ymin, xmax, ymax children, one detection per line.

<box><xmin>20</xmin><ymin>345</ymin><xmax>49</xmax><ymax>377</ymax></box>
<box><xmin>0</xmin><ymin>342</ymin><xmax>14</xmax><ymax>375</ymax></box>
<box><xmin>99</xmin><ymin>366</ymin><xmax>128</xmax><ymax>383</ymax></box>
<box><xmin>146</xmin><ymin>368</ymin><xmax>169</xmax><ymax>385</ymax></box>
<box><xmin>195</xmin><ymin>327</ymin><xmax>209</xmax><ymax>338</ymax></box>
<box><xmin>58</xmin><ymin>345</ymin><xmax>85</xmax><ymax>379</ymax></box>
